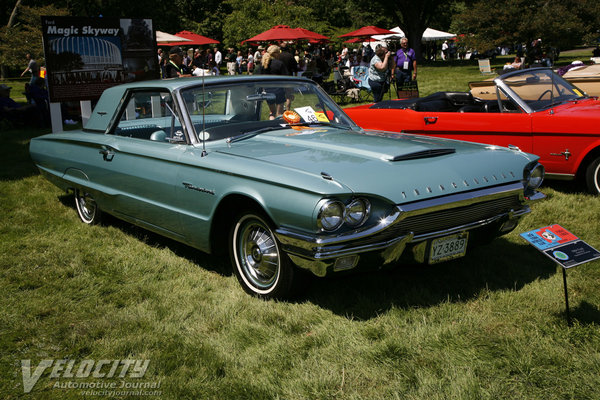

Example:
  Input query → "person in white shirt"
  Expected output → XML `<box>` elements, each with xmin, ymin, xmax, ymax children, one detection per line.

<box><xmin>214</xmin><ymin>47</ymin><xmax>222</xmax><ymax>68</ymax></box>
<box><xmin>441</xmin><ymin>41</ymin><xmax>449</xmax><ymax>60</ymax></box>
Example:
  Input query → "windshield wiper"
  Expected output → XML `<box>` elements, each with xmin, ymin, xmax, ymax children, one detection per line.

<box><xmin>226</xmin><ymin>126</ymin><xmax>289</xmax><ymax>143</ymax></box>
<box><xmin>226</xmin><ymin>121</ymin><xmax>353</xmax><ymax>144</ymax></box>
<box><xmin>290</xmin><ymin>121</ymin><xmax>353</xmax><ymax>130</ymax></box>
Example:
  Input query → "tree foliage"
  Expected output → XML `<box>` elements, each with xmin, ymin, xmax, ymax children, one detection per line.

<box><xmin>451</xmin><ymin>0</ymin><xmax>599</xmax><ymax>52</ymax></box>
<box><xmin>221</xmin><ymin>0</ymin><xmax>332</xmax><ymax>48</ymax></box>
<box><xmin>0</xmin><ymin>5</ymin><xmax>68</xmax><ymax>70</ymax></box>
<box><xmin>1</xmin><ymin>0</ymin><xmax>599</xmax><ymax>78</ymax></box>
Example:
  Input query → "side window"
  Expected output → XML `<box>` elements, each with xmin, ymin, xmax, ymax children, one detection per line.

<box><xmin>114</xmin><ymin>90</ymin><xmax>186</xmax><ymax>143</ymax></box>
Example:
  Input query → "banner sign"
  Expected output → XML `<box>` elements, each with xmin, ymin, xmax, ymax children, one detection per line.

<box><xmin>521</xmin><ymin>225</ymin><xmax>600</xmax><ymax>268</ymax></box>
<box><xmin>41</xmin><ymin>16</ymin><xmax>159</xmax><ymax>102</ymax></box>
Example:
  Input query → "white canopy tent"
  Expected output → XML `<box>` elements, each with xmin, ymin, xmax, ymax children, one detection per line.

<box><xmin>422</xmin><ymin>28</ymin><xmax>456</xmax><ymax>41</ymax></box>
<box><xmin>372</xmin><ymin>26</ymin><xmax>405</xmax><ymax>42</ymax></box>
<box><xmin>365</xmin><ymin>27</ymin><xmax>456</xmax><ymax>49</ymax></box>
<box><xmin>156</xmin><ymin>31</ymin><xmax>191</xmax><ymax>43</ymax></box>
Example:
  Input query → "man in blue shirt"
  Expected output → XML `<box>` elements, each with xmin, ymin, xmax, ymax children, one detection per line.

<box><xmin>392</xmin><ymin>38</ymin><xmax>417</xmax><ymax>98</ymax></box>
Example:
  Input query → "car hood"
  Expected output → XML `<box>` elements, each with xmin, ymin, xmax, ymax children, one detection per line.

<box><xmin>216</xmin><ymin>128</ymin><xmax>534</xmax><ymax>203</ymax></box>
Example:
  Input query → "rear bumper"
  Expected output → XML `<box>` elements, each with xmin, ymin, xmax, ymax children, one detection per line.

<box><xmin>275</xmin><ymin>183</ymin><xmax>544</xmax><ymax>277</ymax></box>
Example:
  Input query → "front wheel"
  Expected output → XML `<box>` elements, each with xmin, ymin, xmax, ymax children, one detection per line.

<box><xmin>585</xmin><ymin>157</ymin><xmax>600</xmax><ymax>195</ymax></box>
<box><xmin>74</xmin><ymin>189</ymin><xmax>102</xmax><ymax>224</ymax></box>
<box><xmin>229</xmin><ymin>212</ymin><xmax>297</xmax><ymax>299</ymax></box>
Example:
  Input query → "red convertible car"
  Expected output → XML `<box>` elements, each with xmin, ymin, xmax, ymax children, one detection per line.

<box><xmin>345</xmin><ymin>68</ymin><xmax>600</xmax><ymax>194</ymax></box>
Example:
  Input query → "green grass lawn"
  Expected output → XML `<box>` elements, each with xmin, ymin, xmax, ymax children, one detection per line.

<box><xmin>2</xmin><ymin>59</ymin><xmax>600</xmax><ymax>399</ymax></box>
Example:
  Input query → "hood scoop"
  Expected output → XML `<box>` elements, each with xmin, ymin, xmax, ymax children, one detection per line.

<box><xmin>386</xmin><ymin>148</ymin><xmax>456</xmax><ymax>162</ymax></box>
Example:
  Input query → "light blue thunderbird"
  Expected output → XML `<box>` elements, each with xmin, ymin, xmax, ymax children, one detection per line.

<box><xmin>30</xmin><ymin>75</ymin><xmax>545</xmax><ymax>298</ymax></box>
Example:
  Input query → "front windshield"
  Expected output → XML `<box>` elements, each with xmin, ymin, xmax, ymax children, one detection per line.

<box><xmin>499</xmin><ymin>69</ymin><xmax>586</xmax><ymax>112</ymax></box>
<box><xmin>180</xmin><ymin>79</ymin><xmax>359</xmax><ymax>141</ymax></box>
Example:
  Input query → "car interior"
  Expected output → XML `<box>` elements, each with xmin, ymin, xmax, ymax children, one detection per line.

<box><xmin>369</xmin><ymin>91</ymin><xmax>521</xmax><ymax>113</ymax></box>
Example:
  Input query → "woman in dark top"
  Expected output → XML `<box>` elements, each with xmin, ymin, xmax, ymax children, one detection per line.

<box><xmin>257</xmin><ymin>45</ymin><xmax>288</xmax><ymax>119</ymax></box>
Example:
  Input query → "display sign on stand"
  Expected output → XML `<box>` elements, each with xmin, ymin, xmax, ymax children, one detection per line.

<box><xmin>521</xmin><ymin>225</ymin><xmax>600</xmax><ymax>326</ymax></box>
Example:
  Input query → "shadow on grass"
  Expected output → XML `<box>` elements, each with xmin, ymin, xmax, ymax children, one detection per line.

<box><xmin>303</xmin><ymin>238</ymin><xmax>557</xmax><ymax>320</ymax></box>
<box><xmin>570</xmin><ymin>301</ymin><xmax>600</xmax><ymax>325</ymax></box>
<box><xmin>543</xmin><ymin>179</ymin><xmax>587</xmax><ymax>196</ymax></box>
<box><xmin>58</xmin><ymin>194</ymin><xmax>232</xmax><ymax>278</ymax></box>
<box><xmin>0</xmin><ymin>126</ymin><xmax>49</xmax><ymax>181</ymax></box>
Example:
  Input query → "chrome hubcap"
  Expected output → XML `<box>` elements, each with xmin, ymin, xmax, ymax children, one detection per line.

<box><xmin>238</xmin><ymin>218</ymin><xmax>279</xmax><ymax>289</ymax></box>
<box><xmin>77</xmin><ymin>191</ymin><xmax>96</xmax><ymax>222</ymax></box>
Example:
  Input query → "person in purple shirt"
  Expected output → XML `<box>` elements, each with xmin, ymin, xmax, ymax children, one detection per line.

<box><xmin>391</xmin><ymin>37</ymin><xmax>417</xmax><ymax>98</ymax></box>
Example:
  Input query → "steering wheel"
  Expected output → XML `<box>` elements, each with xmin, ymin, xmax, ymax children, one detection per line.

<box><xmin>537</xmin><ymin>89</ymin><xmax>553</xmax><ymax>101</ymax></box>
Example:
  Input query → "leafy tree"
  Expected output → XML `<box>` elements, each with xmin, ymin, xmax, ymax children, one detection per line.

<box><xmin>0</xmin><ymin>4</ymin><xmax>68</xmax><ymax>78</ymax></box>
<box><xmin>222</xmin><ymin>0</ymin><xmax>331</xmax><ymax>49</ymax></box>
<box><xmin>174</xmin><ymin>0</ymin><xmax>231</xmax><ymax>43</ymax></box>
<box><xmin>451</xmin><ymin>0</ymin><xmax>598</xmax><ymax>53</ymax></box>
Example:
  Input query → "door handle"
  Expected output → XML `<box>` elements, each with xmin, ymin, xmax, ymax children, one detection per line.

<box><xmin>424</xmin><ymin>116</ymin><xmax>438</xmax><ymax>125</ymax></box>
<box><xmin>99</xmin><ymin>146</ymin><xmax>115</xmax><ymax>162</ymax></box>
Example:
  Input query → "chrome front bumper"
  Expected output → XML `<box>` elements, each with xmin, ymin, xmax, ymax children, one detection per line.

<box><xmin>275</xmin><ymin>183</ymin><xmax>545</xmax><ymax>277</ymax></box>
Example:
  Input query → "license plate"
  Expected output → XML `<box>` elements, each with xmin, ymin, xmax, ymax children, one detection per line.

<box><xmin>429</xmin><ymin>233</ymin><xmax>469</xmax><ymax>264</ymax></box>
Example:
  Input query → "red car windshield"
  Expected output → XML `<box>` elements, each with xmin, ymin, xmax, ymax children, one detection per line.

<box><xmin>498</xmin><ymin>69</ymin><xmax>586</xmax><ymax>112</ymax></box>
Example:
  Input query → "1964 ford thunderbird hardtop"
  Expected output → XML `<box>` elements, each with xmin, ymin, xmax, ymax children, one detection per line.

<box><xmin>30</xmin><ymin>75</ymin><xmax>545</xmax><ymax>298</ymax></box>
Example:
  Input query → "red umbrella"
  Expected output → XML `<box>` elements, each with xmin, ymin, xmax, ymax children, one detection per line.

<box><xmin>242</xmin><ymin>25</ymin><xmax>311</xmax><ymax>44</ymax></box>
<box><xmin>343</xmin><ymin>37</ymin><xmax>377</xmax><ymax>43</ymax></box>
<box><xmin>339</xmin><ymin>26</ymin><xmax>397</xmax><ymax>38</ymax></box>
<box><xmin>294</xmin><ymin>28</ymin><xmax>330</xmax><ymax>43</ymax></box>
<box><xmin>163</xmin><ymin>30</ymin><xmax>219</xmax><ymax>46</ymax></box>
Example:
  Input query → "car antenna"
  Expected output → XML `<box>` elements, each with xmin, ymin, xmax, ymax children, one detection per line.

<box><xmin>201</xmin><ymin>72</ymin><xmax>208</xmax><ymax>157</ymax></box>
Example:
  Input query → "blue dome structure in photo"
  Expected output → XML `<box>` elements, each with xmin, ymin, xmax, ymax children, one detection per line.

<box><xmin>49</xmin><ymin>36</ymin><xmax>122</xmax><ymax>69</ymax></box>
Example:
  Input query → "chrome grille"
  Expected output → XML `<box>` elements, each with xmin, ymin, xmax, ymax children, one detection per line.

<box><xmin>394</xmin><ymin>195</ymin><xmax>522</xmax><ymax>236</ymax></box>
<box><xmin>359</xmin><ymin>195</ymin><xmax>523</xmax><ymax>246</ymax></box>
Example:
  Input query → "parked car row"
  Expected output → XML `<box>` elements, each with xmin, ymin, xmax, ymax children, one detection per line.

<box><xmin>31</xmin><ymin>74</ymin><xmax>547</xmax><ymax>299</ymax></box>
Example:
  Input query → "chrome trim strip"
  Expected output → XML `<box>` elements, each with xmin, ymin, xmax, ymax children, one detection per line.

<box><xmin>397</xmin><ymin>182</ymin><xmax>525</xmax><ymax>216</ymax></box>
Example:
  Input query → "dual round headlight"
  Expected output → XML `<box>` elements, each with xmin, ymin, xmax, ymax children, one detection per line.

<box><xmin>525</xmin><ymin>163</ymin><xmax>545</xmax><ymax>190</ymax></box>
<box><xmin>317</xmin><ymin>198</ymin><xmax>370</xmax><ymax>231</ymax></box>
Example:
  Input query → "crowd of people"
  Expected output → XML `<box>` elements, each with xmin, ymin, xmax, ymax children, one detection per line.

<box><xmin>157</xmin><ymin>40</ymin><xmax>423</xmax><ymax>103</ymax></box>
<box><xmin>158</xmin><ymin>42</ymin><xmax>356</xmax><ymax>79</ymax></box>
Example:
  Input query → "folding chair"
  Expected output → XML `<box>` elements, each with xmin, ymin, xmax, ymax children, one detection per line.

<box><xmin>478</xmin><ymin>59</ymin><xmax>494</xmax><ymax>74</ymax></box>
<box><xmin>351</xmin><ymin>66</ymin><xmax>372</xmax><ymax>103</ymax></box>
